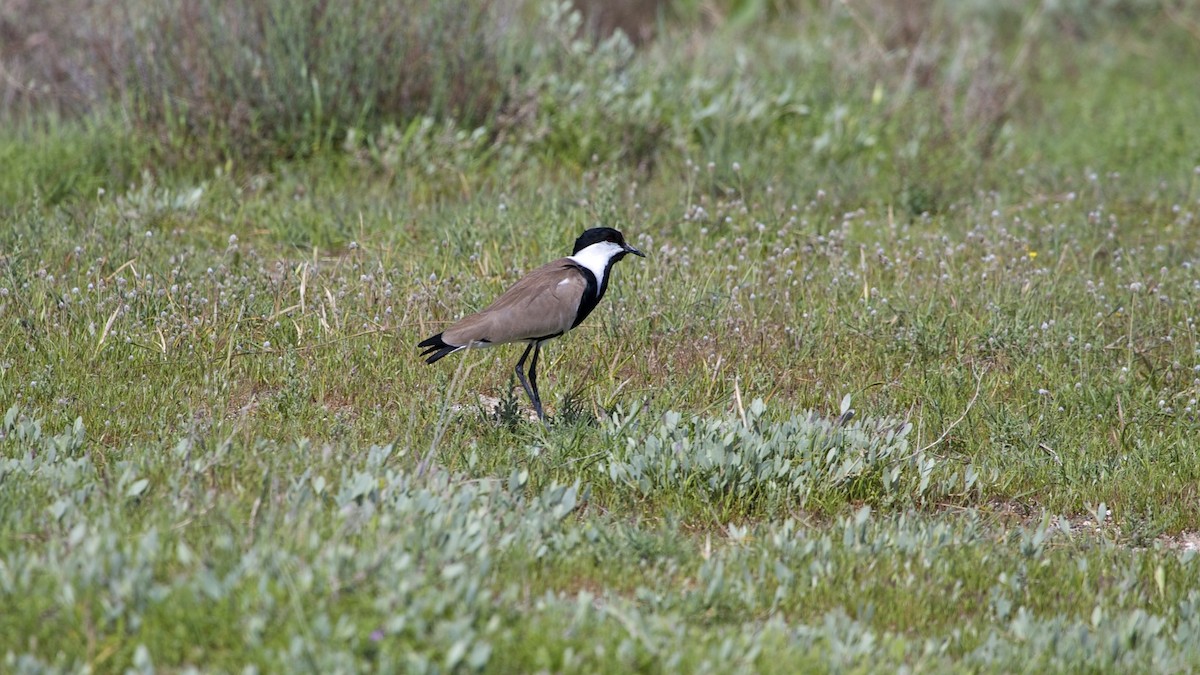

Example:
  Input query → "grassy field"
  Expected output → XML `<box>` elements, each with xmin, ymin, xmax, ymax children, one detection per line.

<box><xmin>3</xmin><ymin>0</ymin><xmax>1200</xmax><ymax>671</ymax></box>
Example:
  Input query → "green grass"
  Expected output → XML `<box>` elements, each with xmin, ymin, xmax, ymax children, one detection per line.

<box><xmin>3</xmin><ymin>1</ymin><xmax>1200</xmax><ymax>671</ymax></box>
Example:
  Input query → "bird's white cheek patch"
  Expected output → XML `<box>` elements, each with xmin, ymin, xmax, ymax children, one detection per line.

<box><xmin>557</xmin><ymin>279</ymin><xmax>571</xmax><ymax>287</ymax></box>
<box><xmin>569</xmin><ymin>241</ymin><xmax>624</xmax><ymax>288</ymax></box>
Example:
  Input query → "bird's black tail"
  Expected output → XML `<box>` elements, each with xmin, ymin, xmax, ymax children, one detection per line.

<box><xmin>417</xmin><ymin>332</ymin><xmax>460</xmax><ymax>364</ymax></box>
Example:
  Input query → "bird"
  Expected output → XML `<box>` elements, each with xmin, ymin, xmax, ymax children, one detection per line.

<box><xmin>418</xmin><ymin>227</ymin><xmax>645</xmax><ymax>421</ymax></box>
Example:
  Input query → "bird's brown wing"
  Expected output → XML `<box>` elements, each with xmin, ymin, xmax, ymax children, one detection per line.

<box><xmin>442</xmin><ymin>259</ymin><xmax>588</xmax><ymax>346</ymax></box>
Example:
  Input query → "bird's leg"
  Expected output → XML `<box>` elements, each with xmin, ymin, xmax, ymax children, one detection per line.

<box><xmin>528</xmin><ymin>342</ymin><xmax>545</xmax><ymax>422</ymax></box>
<box><xmin>514</xmin><ymin>342</ymin><xmax>539</xmax><ymax>418</ymax></box>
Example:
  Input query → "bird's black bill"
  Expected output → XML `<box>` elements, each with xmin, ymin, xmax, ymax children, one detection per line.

<box><xmin>625</xmin><ymin>245</ymin><xmax>646</xmax><ymax>258</ymax></box>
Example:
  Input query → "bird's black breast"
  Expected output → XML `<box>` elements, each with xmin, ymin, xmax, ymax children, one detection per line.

<box><xmin>567</xmin><ymin>262</ymin><xmax>602</xmax><ymax>329</ymax></box>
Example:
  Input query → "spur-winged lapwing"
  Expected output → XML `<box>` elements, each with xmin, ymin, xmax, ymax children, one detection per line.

<box><xmin>418</xmin><ymin>227</ymin><xmax>644</xmax><ymax>421</ymax></box>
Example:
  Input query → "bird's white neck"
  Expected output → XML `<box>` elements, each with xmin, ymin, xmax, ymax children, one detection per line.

<box><xmin>569</xmin><ymin>241</ymin><xmax>625</xmax><ymax>289</ymax></box>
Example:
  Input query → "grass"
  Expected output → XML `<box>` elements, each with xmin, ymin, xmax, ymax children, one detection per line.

<box><xmin>3</xmin><ymin>0</ymin><xmax>1200</xmax><ymax>671</ymax></box>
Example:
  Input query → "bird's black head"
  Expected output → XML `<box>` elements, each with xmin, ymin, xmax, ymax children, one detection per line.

<box><xmin>572</xmin><ymin>227</ymin><xmax>645</xmax><ymax>259</ymax></box>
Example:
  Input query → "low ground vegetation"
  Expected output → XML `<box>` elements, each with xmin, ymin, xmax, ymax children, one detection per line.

<box><xmin>2</xmin><ymin>0</ymin><xmax>1200</xmax><ymax>670</ymax></box>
